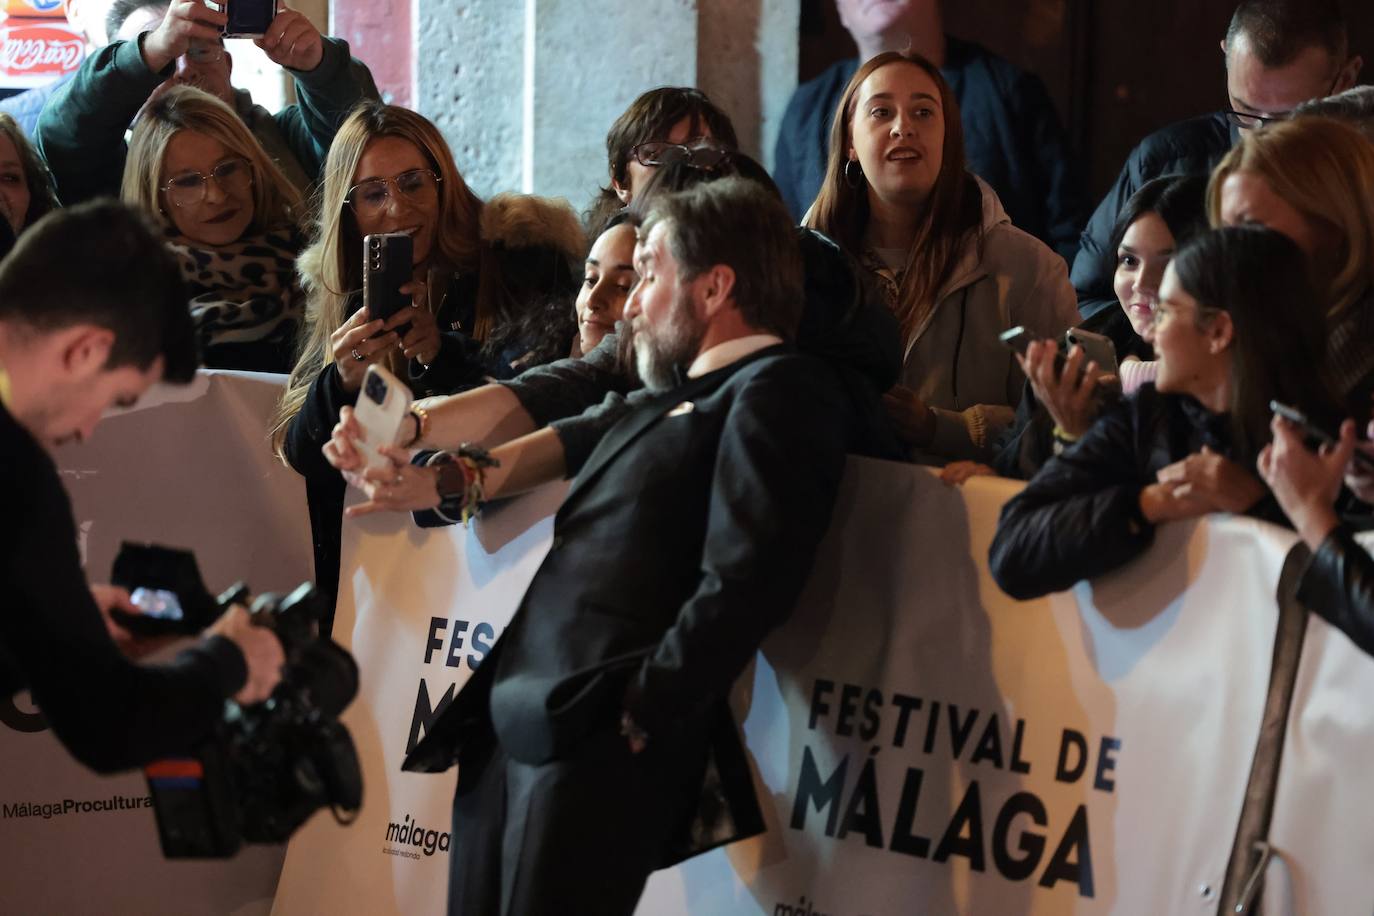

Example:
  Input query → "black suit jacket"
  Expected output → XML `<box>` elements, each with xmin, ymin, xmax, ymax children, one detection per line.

<box><xmin>404</xmin><ymin>344</ymin><xmax>851</xmax><ymax>863</ymax></box>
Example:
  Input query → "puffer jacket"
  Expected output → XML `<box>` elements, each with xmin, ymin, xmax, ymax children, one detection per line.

<box><xmin>988</xmin><ymin>385</ymin><xmax>1285</xmax><ymax>601</ymax></box>
<box><xmin>883</xmin><ymin>177</ymin><xmax>1079</xmax><ymax>463</ymax></box>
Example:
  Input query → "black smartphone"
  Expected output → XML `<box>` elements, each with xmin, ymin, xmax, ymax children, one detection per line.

<box><xmin>363</xmin><ymin>232</ymin><xmax>413</xmax><ymax>338</ymax></box>
<box><xmin>1270</xmin><ymin>401</ymin><xmax>1374</xmax><ymax>471</ymax></box>
<box><xmin>222</xmin><ymin>0</ymin><xmax>276</xmax><ymax>39</ymax></box>
<box><xmin>1000</xmin><ymin>325</ymin><xmax>1068</xmax><ymax>376</ymax></box>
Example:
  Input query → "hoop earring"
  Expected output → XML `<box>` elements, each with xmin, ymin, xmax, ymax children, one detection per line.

<box><xmin>844</xmin><ymin>159</ymin><xmax>864</xmax><ymax>188</ymax></box>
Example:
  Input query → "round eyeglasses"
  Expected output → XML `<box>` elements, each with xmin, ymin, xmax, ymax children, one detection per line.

<box><xmin>345</xmin><ymin>169</ymin><xmax>442</xmax><ymax>218</ymax></box>
<box><xmin>630</xmin><ymin>140</ymin><xmax>732</xmax><ymax>171</ymax></box>
<box><xmin>160</xmin><ymin>157</ymin><xmax>253</xmax><ymax>209</ymax></box>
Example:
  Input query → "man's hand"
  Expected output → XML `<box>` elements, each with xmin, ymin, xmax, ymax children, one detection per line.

<box><xmin>343</xmin><ymin>445</ymin><xmax>441</xmax><ymax>518</ymax></box>
<box><xmin>255</xmin><ymin>4</ymin><xmax>324</xmax><ymax>72</ymax></box>
<box><xmin>208</xmin><ymin>605</ymin><xmax>285</xmax><ymax>705</ymax></box>
<box><xmin>141</xmin><ymin>0</ymin><xmax>226</xmax><ymax>73</ymax></box>
<box><xmin>883</xmin><ymin>385</ymin><xmax>936</xmax><ymax>448</ymax></box>
<box><xmin>940</xmin><ymin>461</ymin><xmax>996</xmax><ymax>487</ymax></box>
<box><xmin>1259</xmin><ymin>415</ymin><xmax>1353</xmax><ymax>549</ymax></box>
<box><xmin>1154</xmin><ymin>446</ymin><xmax>1267</xmax><ymax>515</ymax></box>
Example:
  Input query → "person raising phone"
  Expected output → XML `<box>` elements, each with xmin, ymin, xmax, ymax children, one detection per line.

<box><xmin>35</xmin><ymin>0</ymin><xmax>381</xmax><ymax>206</ymax></box>
<box><xmin>990</xmin><ymin>226</ymin><xmax>1343</xmax><ymax>600</ymax></box>
<box><xmin>269</xmin><ymin>103</ymin><xmax>584</xmax><ymax>627</ymax></box>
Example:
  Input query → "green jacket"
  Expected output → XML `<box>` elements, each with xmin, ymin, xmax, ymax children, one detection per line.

<box><xmin>35</xmin><ymin>34</ymin><xmax>379</xmax><ymax>205</ymax></box>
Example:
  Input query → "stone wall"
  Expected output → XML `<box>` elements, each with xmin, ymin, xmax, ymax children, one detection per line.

<box><xmin>414</xmin><ymin>0</ymin><xmax>800</xmax><ymax>212</ymax></box>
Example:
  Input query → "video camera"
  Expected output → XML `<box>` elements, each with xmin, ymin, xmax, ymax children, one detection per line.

<box><xmin>112</xmin><ymin>543</ymin><xmax>363</xmax><ymax>858</ymax></box>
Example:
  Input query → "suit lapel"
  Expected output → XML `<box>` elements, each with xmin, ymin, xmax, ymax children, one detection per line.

<box><xmin>561</xmin><ymin>371</ymin><xmax>720</xmax><ymax>509</ymax></box>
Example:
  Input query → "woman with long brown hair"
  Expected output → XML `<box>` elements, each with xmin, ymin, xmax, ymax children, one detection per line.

<box><xmin>805</xmin><ymin>51</ymin><xmax>1077</xmax><ymax>462</ymax></box>
<box><xmin>271</xmin><ymin>102</ymin><xmax>583</xmax><ymax>625</ymax></box>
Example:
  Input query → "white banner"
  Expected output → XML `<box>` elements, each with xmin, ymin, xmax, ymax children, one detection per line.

<box><xmin>0</xmin><ymin>371</ymin><xmax>311</xmax><ymax>916</ymax></box>
<box><xmin>275</xmin><ymin>459</ymin><xmax>1300</xmax><ymax>915</ymax></box>
<box><xmin>1259</xmin><ymin>531</ymin><xmax>1374</xmax><ymax>916</ymax></box>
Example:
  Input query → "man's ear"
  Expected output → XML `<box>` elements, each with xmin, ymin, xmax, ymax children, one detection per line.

<box><xmin>612</xmin><ymin>175</ymin><xmax>631</xmax><ymax>205</ymax></box>
<box><xmin>697</xmin><ymin>264</ymin><xmax>737</xmax><ymax>319</ymax></box>
<box><xmin>58</xmin><ymin>325</ymin><xmax>115</xmax><ymax>380</ymax></box>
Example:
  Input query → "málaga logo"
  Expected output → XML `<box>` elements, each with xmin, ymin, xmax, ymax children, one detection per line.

<box><xmin>383</xmin><ymin>813</ymin><xmax>451</xmax><ymax>859</ymax></box>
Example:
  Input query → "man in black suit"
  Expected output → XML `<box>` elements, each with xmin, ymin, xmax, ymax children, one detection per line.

<box><xmin>404</xmin><ymin>177</ymin><xmax>853</xmax><ymax>915</ymax></box>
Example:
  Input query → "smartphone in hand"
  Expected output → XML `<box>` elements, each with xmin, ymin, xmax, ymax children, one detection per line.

<box><xmin>363</xmin><ymin>233</ymin><xmax>414</xmax><ymax>339</ymax></box>
<box><xmin>222</xmin><ymin>0</ymin><xmax>276</xmax><ymax>38</ymax></box>
<box><xmin>1271</xmin><ymin>400</ymin><xmax>1374</xmax><ymax>471</ymax></box>
<box><xmin>353</xmin><ymin>365</ymin><xmax>414</xmax><ymax>471</ymax></box>
<box><xmin>1065</xmin><ymin>327</ymin><xmax>1119</xmax><ymax>377</ymax></box>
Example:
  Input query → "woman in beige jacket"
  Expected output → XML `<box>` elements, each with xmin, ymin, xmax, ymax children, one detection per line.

<box><xmin>805</xmin><ymin>50</ymin><xmax>1078</xmax><ymax>463</ymax></box>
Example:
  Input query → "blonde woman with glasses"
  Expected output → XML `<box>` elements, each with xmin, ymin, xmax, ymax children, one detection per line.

<box><xmin>271</xmin><ymin>101</ymin><xmax>583</xmax><ymax>624</ymax></box>
<box><xmin>122</xmin><ymin>85</ymin><xmax>305</xmax><ymax>373</ymax></box>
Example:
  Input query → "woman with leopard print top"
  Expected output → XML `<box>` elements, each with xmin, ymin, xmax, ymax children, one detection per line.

<box><xmin>122</xmin><ymin>85</ymin><xmax>306</xmax><ymax>375</ymax></box>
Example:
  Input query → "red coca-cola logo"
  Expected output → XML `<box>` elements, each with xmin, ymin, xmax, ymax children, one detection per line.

<box><xmin>0</xmin><ymin>27</ymin><xmax>84</xmax><ymax>75</ymax></box>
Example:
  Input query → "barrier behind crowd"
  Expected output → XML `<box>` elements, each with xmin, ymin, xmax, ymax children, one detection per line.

<box><xmin>3</xmin><ymin>372</ymin><xmax>1373</xmax><ymax>915</ymax></box>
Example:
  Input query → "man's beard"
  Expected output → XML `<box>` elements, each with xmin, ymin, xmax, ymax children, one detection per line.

<box><xmin>632</xmin><ymin>288</ymin><xmax>705</xmax><ymax>392</ymax></box>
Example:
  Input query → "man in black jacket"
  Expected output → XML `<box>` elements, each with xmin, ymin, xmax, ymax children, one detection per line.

<box><xmin>0</xmin><ymin>201</ymin><xmax>283</xmax><ymax>773</ymax></box>
<box><xmin>1073</xmin><ymin>0</ymin><xmax>1363</xmax><ymax>318</ymax></box>
<box><xmin>404</xmin><ymin>178</ymin><xmax>852</xmax><ymax>915</ymax></box>
<box><xmin>773</xmin><ymin>0</ymin><xmax>1087</xmax><ymax>262</ymax></box>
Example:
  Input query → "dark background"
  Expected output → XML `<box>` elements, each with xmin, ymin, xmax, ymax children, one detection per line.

<box><xmin>799</xmin><ymin>0</ymin><xmax>1374</xmax><ymax>197</ymax></box>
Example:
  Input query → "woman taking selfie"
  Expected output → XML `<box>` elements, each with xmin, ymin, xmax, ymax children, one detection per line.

<box><xmin>122</xmin><ymin>86</ymin><xmax>305</xmax><ymax>373</ymax></box>
<box><xmin>989</xmin><ymin>226</ymin><xmax>1343</xmax><ymax>600</ymax></box>
<box><xmin>270</xmin><ymin>102</ymin><xmax>582</xmax><ymax>623</ymax></box>
<box><xmin>805</xmin><ymin>51</ymin><xmax>1077</xmax><ymax>463</ymax></box>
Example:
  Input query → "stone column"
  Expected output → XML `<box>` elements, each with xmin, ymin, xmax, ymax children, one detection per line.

<box><xmin>414</xmin><ymin>0</ymin><xmax>799</xmax><ymax>210</ymax></box>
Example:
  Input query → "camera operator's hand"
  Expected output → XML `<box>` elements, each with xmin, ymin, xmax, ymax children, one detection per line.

<box><xmin>331</xmin><ymin>304</ymin><xmax>399</xmax><ymax>392</ymax></box>
<box><xmin>1259</xmin><ymin>415</ymin><xmax>1353</xmax><ymax>549</ymax></box>
<box><xmin>344</xmin><ymin>445</ymin><xmax>442</xmax><ymax>517</ymax></box>
<box><xmin>1019</xmin><ymin>340</ymin><xmax>1102</xmax><ymax>440</ymax></box>
<box><xmin>255</xmin><ymin>3</ymin><xmax>324</xmax><ymax>72</ymax></box>
<box><xmin>141</xmin><ymin>0</ymin><xmax>227</xmax><ymax>73</ymax></box>
<box><xmin>209</xmin><ymin>605</ymin><xmax>285</xmax><ymax>705</ymax></box>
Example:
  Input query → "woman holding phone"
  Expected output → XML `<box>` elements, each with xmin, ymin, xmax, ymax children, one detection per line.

<box><xmin>804</xmin><ymin>51</ymin><xmax>1077</xmax><ymax>463</ymax></box>
<box><xmin>270</xmin><ymin>102</ymin><xmax>583</xmax><ymax>626</ymax></box>
<box><xmin>989</xmin><ymin>226</ymin><xmax>1343</xmax><ymax>600</ymax></box>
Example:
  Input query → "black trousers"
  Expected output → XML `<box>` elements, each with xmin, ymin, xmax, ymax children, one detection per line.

<box><xmin>447</xmin><ymin>719</ymin><xmax>709</xmax><ymax>916</ymax></box>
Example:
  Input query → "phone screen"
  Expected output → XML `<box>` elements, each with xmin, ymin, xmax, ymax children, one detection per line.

<box><xmin>130</xmin><ymin>587</ymin><xmax>186</xmax><ymax>621</ymax></box>
<box><xmin>224</xmin><ymin>0</ymin><xmax>275</xmax><ymax>36</ymax></box>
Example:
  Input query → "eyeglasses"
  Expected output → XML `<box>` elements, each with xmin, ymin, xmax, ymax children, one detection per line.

<box><xmin>1151</xmin><ymin>298</ymin><xmax>1221</xmax><ymax>329</ymax></box>
<box><xmin>161</xmin><ymin>157</ymin><xmax>253</xmax><ymax>208</ymax></box>
<box><xmin>629</xmin><ymin>140</ymin><xmax>731</xmax><ymax>171</ymax></box>
<box><xmin>185</xmin><ymin>40</ymin><xmax>225</xmax><ymax>64</ymax></box>
<box><xmin>1224</xmin><ymin>72</ymin><xmax>1344</xmax><ymax>130</ymax></box>
<box><xmin>345</xmin><ymin>169</ymin><xmax>442</xmax><ymax>217</ymax></box>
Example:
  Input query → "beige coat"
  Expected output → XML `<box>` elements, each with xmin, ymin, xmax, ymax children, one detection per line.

<box><xmin>885</xmin><ymin>178</ymin><xmax>1079</xmax><ymax>462</ymax></box>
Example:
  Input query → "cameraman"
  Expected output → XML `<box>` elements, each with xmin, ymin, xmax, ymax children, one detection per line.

<box><xmin>0</xmin><ymin>200</ymin><xmax>284</xmax><ymax>773</ymax></box>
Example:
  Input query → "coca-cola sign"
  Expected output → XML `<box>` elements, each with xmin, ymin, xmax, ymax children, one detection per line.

<box><xmin>0</xmin><ymin>24</ymin><xmax>85</xmax><ymax>87</ymax></box>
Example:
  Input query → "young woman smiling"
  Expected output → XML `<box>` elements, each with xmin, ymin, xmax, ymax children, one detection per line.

<box><xmin>122</xmin><ymin>85</ymin><xmax>305</xmax><ymax>373</ymax></box>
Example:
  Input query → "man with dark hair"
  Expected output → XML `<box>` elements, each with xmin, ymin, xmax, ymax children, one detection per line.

<box><xmin>404</xmin><ymin>177</ymin><xmax>853</xmax><ymax>915</ymax></box>
<box><xmin>773</xmin><ymin>0</ymin><xmax>1088</xmax><ymax>262</ymax></box>
<box><xmin>584</xmin><ymin>86</ymin><xmax>740</xmax><ymax>232</ymax></box>
<box><xmin>35</xmin><ymin>0</ymin><xmax>380</xmax><ymax>204</ymax></box>
<box><xmin>0</xmin><ymin>200</ymin><xmax>284</xmax><ymax>774</ymax></box>
<box><xmin>1072</xmin><ymin>0</ymin><xmax>1363</xmax><ymax>318</ymax></box>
